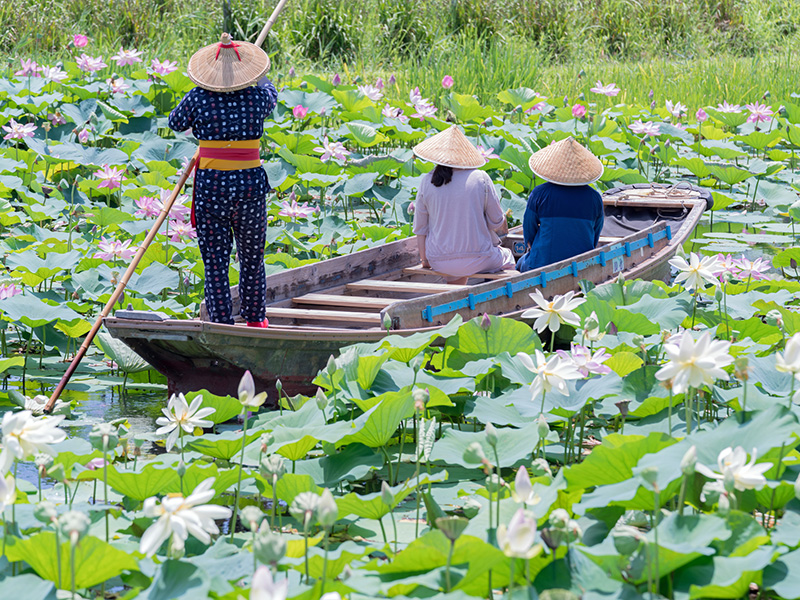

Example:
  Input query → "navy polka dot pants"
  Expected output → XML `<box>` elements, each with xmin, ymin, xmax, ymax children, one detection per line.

<box><xmin>195</xmin><ymin>195</ymin><xmax>267</xmax><ymax>324</ymax></box>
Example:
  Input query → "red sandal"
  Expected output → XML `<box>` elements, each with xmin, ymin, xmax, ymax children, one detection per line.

<box><xmin>246</xmin><ymin>319</ymin><xmax>269</xmax><ymax>328</ymax></box>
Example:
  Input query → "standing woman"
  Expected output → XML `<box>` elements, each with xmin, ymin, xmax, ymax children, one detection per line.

<box><xmin>412</xmin><ymin>126</ymin><xmax>514</xmax><ymax>285</ymax></box>
<box><xmin>516</xmin><ymin>137</ymin><xmax>604</xmax><ymax>272</ymax></box>
<box><xmin>169</xmin><ymin>33</ymin><xmax>278</xmax><ymax>327</ymax></box>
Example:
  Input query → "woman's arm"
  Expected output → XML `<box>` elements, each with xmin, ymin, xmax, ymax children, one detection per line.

<box><xmin>522</xmin><ymin>189</ymin><xmax>540</xmax><ymax>250</ymax></box>
<box><xmin>257</xmin><ymin>78</ymin><xmax>279</xmax><ymax>116</ymax></box>
<box><xmin>417</xmin><ymin>235</ymin><xmax>430</xmax><ymax>268</ymax></box>
<box><xmin>483</xmin><ymin>176</ymin><xmax>509</xmax><ymax>234</ymax></box>
<box><xmin>168</xmin><ymin>89</ymin><xmax>196</xmax><ymax>133</ymax></box>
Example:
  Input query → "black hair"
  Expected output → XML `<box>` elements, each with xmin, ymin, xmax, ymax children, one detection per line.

<box><xmin>431</xmin><ymin>164</ymin><xmax>453</xmax><ymax>187</ymax></box>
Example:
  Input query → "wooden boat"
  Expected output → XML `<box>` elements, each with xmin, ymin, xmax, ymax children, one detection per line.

<box><xmin>105</xmin><ymin>183</ymin><xmax>711</xmax><ymax>397</ymax></box>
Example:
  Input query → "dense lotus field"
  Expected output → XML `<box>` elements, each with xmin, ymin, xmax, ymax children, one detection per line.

<box><xmin>3</xmin><ymin>45</ymin><xmax>800</xmax><ymax>599</ymax></box>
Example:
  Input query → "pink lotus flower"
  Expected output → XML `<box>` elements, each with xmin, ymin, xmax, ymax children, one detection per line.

<box><xmin>2</xmin><ymin>119</ymin><xmax>37</xmax><ymax>140</ymax></box>
<box><xmin>407</xmin><ymin>201</ymin><xmax>415</xmax><ymax>214</ymax></box>
<box><xmin>134</xmin><ymin>196</ymin><xmax>162</xmax><ymax>218</ymax></box>
<box><xmin>313</xmin><ymin>137</ymin><xmax>350</xmax><ymax>162</ymax></box>
<box><xmin>77</xmin><ymin>54</ymin><xmax>107</xmax><ymax>73</ymax></box>
<box><xmin>94</xmin><ymin>238</ymin><xmax>136</xmax><ymax>261</ymax></box>
<box><xmin>292</xmin><ymin>105</ymin><xmax>308</xmax><ymax>119</ymax></box>
<box><xmin>278</xmin><ymin>198</ymin><xmax>318</xmax><ymax>219</ymax></box>
<box><xmin>375</xmin><ymin>77</ymin><xmax>384</xmax><ymax>90</ymax></box>
<box><xmin>590</xmin><ymin>81</ymin><xmax>620</xmax><ymax>97</ymax></box>
<box><xmin>85</xmin><ymin>457</ymin><xmax>108</xmax><ymax>470</ymax></box>
<box><xmin>0</xmin><ymin>284</ymin><xmax>21</xmax><ymax>300</ymax></box>
<box><xmin>48</xmin><ymin>113</ymin><xmax>67</xmax><ymax>126</ymax></box>
<box><xmin>713</xmin><ymin>253</ymin><xmax>737</xmax><ymax>277</ymax></box>
<box><xmin>94</xmin><ymin>165</ymin><xmax>125</xmax><ymax>190</ymax></box>
<box><xmin>666</xmin><ymin>100</ymin><xmax>687</xmax><ymax>119</ymax></box>
<box><xmin>716</xmin><ymin>101</ymin><xmax>741</xmax><ymax>113</ymax></box>
<box><xmin>571</xmin><ymin>103</ymin><xmax>586</xmax><ymax>119</ymax></box>
<box><xmin>161</xmin><ymin>190</ymin><xmax>191</xmax><ymax>221</ymax></box>
<box><xmin>77</xmin><ymin>128</ymin><xmax>90</xmax><ymax>143</ymax></box>
<box><xmin>476</xmin><ymin>144</ymin><xmax>499</xmax><ymax>160</ymax></box>
<box><xmin>442</xmin><ymin>75</ymin><xmax>454</xmax><ymax>89</ymax></box>
<box><xmin>629</xmin><ymin>120</ymin><xmax>660</xmax><ymax>137</ymax></box>
<box><xmin>42</xmin><ymin>67</ymin><xmax>68</xmax><ymax>82</ymax></box>
<box><xmin>110</xmin><ymin>47</ymin><xmax>143</xmax><ymax>66</ymax></box>
<box><xmin>357</xmin><ymin>84</ymin><xmax>383</xmax><ymax>102</ymax></box>
<box><xmin>388</xmin><ymin>74</ymin><xmax>396</xmax><ymax>86</ymax></box>
<box><xmin>151</xmin><ymin>59</ymin><xmax>178</xmax><ymax>77</ymax></box>
<box><xmin>72</xmin><ymin>34</ymin><xmax>89</xmax><ymax>48</ymax></box>
<box><xmin>409</xmin><ymin>87</ymin><xmax>423</xmax><ymax>105</ymax></box>
<box><xmin>14</xmin><ymin>59</ymin><xmax>42</xmax><ymax>77</ymax></box>
<box><xmin>382</xmin><ymin>105</ymin><xmax>408</xmax><ymax>123</ymax></box>
<box><xmin>106</xmin><ymin>77</ymin><xmax>130</xmax><ymax>94</ymax></box>
<box><xmin>696</xmin><ymin>108</ymin><xmax>708</xmax><ymax>122</ymax></box>
<box><xmin>412</xmin><ymin>101</ymin><xmax>437</xmax><ymax>120</ymax></box>
<box><xmin>556</xmin><ymin>343</ymin><xmax>612</xmax><ymax>377</ymax></box>
<box><xmin>287</xmin><ymin>66</ymin><xmax>296</xmax><ymax>77</ymax></box>
<box><xmin>733</xmin><ymin>255</ymin><xmax>771</xmax><ymax>280</ymax></box>
<box><xmin>331</xmin><ymin>73</ymin><xmax>341</xmax><ymax>86</ymax></box>
<box><xmin>169</xmin><ymin>221</ymin><xmax>197</xmax><ymax>242</ymax></box>
<box><xmin>745</xmin><ymin>102</ymin><xmax>773</xmax><ymax>124</ymax></box>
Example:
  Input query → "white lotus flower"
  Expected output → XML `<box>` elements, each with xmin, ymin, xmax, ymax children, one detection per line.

<box><xmin>696</xmin><ymin>447</ymin><xmax>771</xmax><ymax>492</ymax></box>
<box><xmin>511</xmin><ymin>466</ymin><xmax>540</xmax><ymax>505</ymax></box>
<box><xmin>655</xmin><ymin>331</ymin><xmax>732</xmax><ymax>394</ymax></box>
<box><xmin>582</xmin><ymin>311</ymin><xmax>605</xmax><ymax>342</ymax></box>
<box><xmin>776</xmin><ymin>333</ymin><xmax>800</xmax><ymax>376</ymax></box>
<box><xmin>497</xmin><ymin>508</ymin><xmax>539</xmax><ymax>558</ymax></box>
<box><xmin>522</xmin><ymin>289</ymin><xmax>585</xmax><ymax>333</ymax></box>
<box><xmin>238</xmin><ymin>370</ymin><xmax>268</xmax><ymax>409</ymax></box>
<box><xmin>250</xmin><ymin>564</ymin><xmax>289</xmax><ymax>600</ymax></box>
<box><xmin>517</xmin><ymin>350</ymin><xmax>582</xmax><ymax>401</ymax></box>
<box><xmin>0</xmin><ymin>473</ymin><xmax>15</xmax><ymax>511</ymax></box>
<box><xmin>139</xmin><ymin>477</ymin><xmax>232</xmax><ymax>557</ymax></box>
<box><xmin>23</xmin><ymin>394</ymin><xmax>70</xmax><ymax>416</ymax></box>
<box><xmin>417</xmin><ymin>416</ymin><xmax>436</xmax><ymax>463</ymax></box>
<box><xmin>155</xmin><ymin>393</ymin><xmax>216</xmax><ymax>452</ymax></box>
<box><xmin>669</xmin><ymin>252</ymin><xmax>719</xmax><ymax>291</ymax></box>
<box><xmin>0</xmin><ymin>410</ymin><xmax>66</xmax><ymax>474</ymax></box>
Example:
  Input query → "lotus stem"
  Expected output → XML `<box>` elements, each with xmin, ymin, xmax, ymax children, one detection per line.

<box><xmin>103</xmin><ymin>447</ymin><xmax>109</xmax><ymax>543</ymax></box>
<box><xmin>230</xmin><ymin>407</ymin><xmax>249</xmax><ymax>542</ymax></box>
<box><xmin>507</xmin><ymin>558</ymin><xmax>515</xmax><ymax>600</ymax></box>
<box><xmin>271</xmin><ymin>477</ymin><xmax>278</xmax><ymax>531</ymax></box>
<box><xmin>378</xmin><ymin>516</ymin><xmax>388</xmax><ymax>544</ymax></box>
<box><xmin>54</xmin><ymin>527</ymin><xmax>62</xmax><ymax>589</ymax></box>
<box><xmin>389</xmin><ymin>508</ymin><xmax>398</xmax><ymax>555</ymax></box>
<box><xmin>667</xmin><ymin>389</ymin><xmax>674</xmax><ymax>436</ymax></box>
<box><xmin>445</xmin><ymin>539</ymin><xmax>455</xmax><ymax>593</ymax></box>
<box><xmin>768</xmin><ymin>443</ymin><xmax>787</xmax><ymax>526</ymax></box>
<box><xmin>321</xmin><ymin>528</ymin><xmax>330</xmax><ymax>594</ymax></box>
<box><xmin>690</xmin><ymin>289</ymin><xmax>699</xmax><ymax>329</ymax></box>
<box><xmin>303</xmin><ymin>521</ymin><xmax>310</xmax><ymax>583</ymax></box>
<box><xmin>539</xmin><ymin>390</ymin><xmax>547</xmax><ymax>418</ymax></box>
<box><xmin>70</xmin><ymin>540</ymin><xmax>77</xmax><ymax>600</ymax></box>
<box><xmin>653</xmin><ymin>487</ymin><xmax>660</xmax><ymax>593</ymax></box>
<box><xmin>685</xmin><ymin>388</ymin><xmax>693</xmax><ymax>435</ymax></box>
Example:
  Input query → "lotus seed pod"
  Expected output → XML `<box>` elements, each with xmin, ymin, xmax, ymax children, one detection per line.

<box><xmin>89</xmin><ymin>422</ymin><xmax>119</xmax><ymax>452</ymax></box>
<box><xmin>566</xmin><ymin>519</ymin><xmax>583</xmax><ymax>542</ymax></box>
<box><xmin>463</xmin><ymin>441</ymin><xmax>487</xmax><ymax>465</ymax></box>
<box><xmin>58</xmin><ymin>511</ymin><xmax>90</xmax><ymax>545</ymax></box>
<box><xmin>254</xmin><ymin>524</ymin><xmax>287</xmax><ymax>565</ymax></box>
<box><xmin>436</xmin><ymin>516</ymin><xmax>469</xmax><ymax>542</ymax></box>
<box><xmin>485</xmin><ymin>422</ymin><xmax>498</xmax><ymax>448</ymax></box>
<box><xmin>549</xmin><ymin>508</ymin><xmax>570</xmax><ymax>529</ymax></box>
<box><xmin>715</xmin><ymin>288</ymin><xmax>724</xmax><ymax>302</ymax></box>
<box><xmin>260</xmin><ymin>455</ymin><xmax>286</xmax><ymax>482</ymax></box>
<box><xmin>380</xmin><ymin>481</ymin><xmax>393</xmax><ymax>506</ymax></box>
<box><xmin>34</xmin><ymin>500</ymin><xmax>58</xmax><ymax>524</ymax></box>
<box><xmin>412</xmin><ymin>387</ymin><xmax>429</xmax><ymax>411</ymax></box>
<box><xmin>260</xmin><ymin>432</ymin><xmax>274</xmax><ymax>453</ymax></box>
<box><xmin>240</xmin><ymin>505</ymin><xmax>263</xmax><ymax>532</ymax></box>
<box><xmin>615</xmin><ymin>400</ymin><xmax>630</xmax><ymax>418</ymax></box>
<box><xmin>317</xmin><ymin>488</ymin><xmax>339</xmax><ymax>528</ymax></box>
<box><xmin>681</xmin><ymin>445</ymin><xmax>697</xmax><ymax>476</ymax></box>
<box><xmin>462</xmin><ymin>497</ymin><xmax>481</xmax><ymax>518</ymax></box>
<box><xmin>766</xmin><ymin>310</ymin><xmax>783</xmax><ymax>328</ymax></box>
<box><xmin>34</xmin><ymin>453</ymin><xmax>53</xmax><ymax>475</ymax></box>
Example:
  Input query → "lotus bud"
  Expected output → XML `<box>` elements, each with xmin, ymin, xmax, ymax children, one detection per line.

<box><xmin>479</xmin><ymin>313</ymin><xmax>492</xmax><ymax>331</ymax></box>
<box><xmin>637</xmin><ymin>466</ymin><xmax>658</xmax><ymax>489</ymax></box>
<box><xmin>652</xmin><ymin>144</ymin><xmax>661</xmax><ymax>154</ymax></box>
<box><xmin>290</xmin><ymin>492</ymin><xmax>321</xmax><ymax>529</ymax></box>
<box><xmin>766</xmin><ymin>310</ymin><xmax>783</xmax><ymax>328</ymax></box>
<box><xmin>315</xmin><ymin>388</ymin><xmax>329</xmax><ymax>411</ymax></box>
<box><xmin>383</xmin><ymin>313</ymin><xmax>393</xmax><ymax>331</ymax></box>
<box><xmin>407</xmin><ymin>201</ymin><xmax>415</xmax><ymax>214</ymax></box>
<box><xmin>681</xmin><ymin>445</ymin><xmax>697</xmax><ymax>476</ymax></box>
<box><xmin>531</xmin><ymin>458</ymin><xmax>552</xmax><ymax>478</ymax></box>
<box><xmin>436</xmin><ymin>516</ymin><xmax>469</xmax><ymax>542</ymax></box>
<box><xmin>326</xmin><ymin>355</ymin><xmax>337</xmax><ymax>376</ymax></box>
<box><xmin>578</xmin><ymin>92</ymin><xmax>586</xmax><ymax>101</ymax></box>
<box><xmin>260</xmin><ymin>432</ymin><xmax>273</xmax><ymax>454</ymax></box>
<box><xmin>718</xmin><ymin>492</ymin><xmax>730</xmax><ymax>515</ymax></box>
<box><xmin>58</xmin><ymin>511</ymin><xmax>90</xmax><ymax>545</ymax></box>
<box><xmin>648</xmin><ymin>89</ymin><xmax>654</xmax><ymax>100</ymax></box>
<box><xmin>177</xmin><ymin>460</ymin><xmax>187</xmax><ymax>479</ymax></box>
<box><xmin>411</xmin><ymin>355</ymin><xmax>423</xmax><ymax>373</ymax></box>
<box><xmin>549</xmin><ymin>508</ymin><xmax>570</xmax><ymax>529</ymax></box>
<box><xmin>540</xmin><ymin>527</ymin><xmax>561</xmax><ymax>550</ymax></box>
<box><xmin>276</xmin><ymin>379</ymin><xmax>283</xmax><ymax>394</ymax></box>
<box><xmin>562</xmin><ymin>96</ymin><xmax>568</xmax><ymax>107</ymax></box>
<box><xmin>484</xmin><ymin>422</ymin><xmax>498</xmax><ymax>448</ymax></box>
<box><xmin>380</xmin><ymin>481</ymin><xmax>393</xmax><ymax>506</ymax></box>
<box><xmin>650</xmin><ymin>100</ymin><xmax>656</xmax><ymax>111</ymax></box>
<box><xmin>763</xmin><ymin>90</ymin><xmax>771</xmax><ymax>99</ymax></box>
<box><xmin>734</xmin><ymin>356</ymin><xmax>750</xmax><ymax>381</ymax></box>
<box><xmin>483</xmin><ymin>117</ymin><xmax>493</xmax><ymax>127</ymax></box>
<box><xmin>317</xmin><ymin>488</ymin><xmax>339</xmax><ymax>528</ymax></box>
<box><xmin>664</xmin><ymin>139</ymin><xmax>671</xmax><ymax>149</ymax></box>
<box><xmin>412</xmin><ymin>387</ymin><xmax>429</xmax><ymax>411</ymax></box>
<box><xmin>566</xmin><ymin>519</ymin><xmax>583</xmax><ymax>542</ymax></box>
<box><xmin>463</xmin><ymin>441</ymin><xmax>487</xmax><ymax>465</ymax></box>
<box><xmin>537</xmin><ymin>414</ymin><xmax>549</xmax><ymax>439</ymax></box>
<box><xmin>615</xmin><ymin>400</ymin><xmax>630</xmax><ymax>418</ymax></box>
<box><xmin>260</xmin><ymin>455</ymin><xmax>286</xmax><ymax>483</ymax></box>
<box><xmin>514</xmin><ymin>104</ymin><xmax>523</xmax><ymax>113</ymax></box>
<box><xmin>462</xmin><ymin>497</ymin><xmax>481</xmax><ymax>518</ymax></box>
<box><xmin>34</xmin><ymin>500</ymin><xmax>58</xmax><ymax>524</ymax></box>
<box><xmin>254</xmin><ymin>524</ymin><xmax>287</xmax><ymax>565</ymax></box>
<box><xmin>89</xmin><ymin>422</ymin><xmax>119</xmax><ymax>452</ymax></box>
<box><xmin>578</xmin><ymin>69</ymin><xmax>586</xmax><ymax>78</ymax></box>
<box><xmin>632</xmin><ymin>334</ymin><xmax>645</xmax><ymax>349</ymax></box>
<box><xmin>715</xmin><ymin>288</ymin><xmax>724</xmax><ymax>302</ymax></box>
<box><xmin>331</xmin><ymin>73</ymin><xmax>341</xmax><ymax>86</ymax></box>
<box><xmin>485</xmin><ymin>473</ymin><xmax>502</xmax><ymax>493</ymax></box>
<box><xmin>241</xmin><ymin>505</ymin><xmax>264</xmax><ymax>532</ymax></box>
<box><xmin>388</xmin><ymin>74</ymin><xmax>396</xmax><ymax>86</ymax></box>
<box><xmin>608</xmin><ymin>321</ymin><xmax>619</xmax><ymax>335</ymax></box>
<box><xmin>353</xmin><ymin>75</ymin><xmax>362</xmax><ymax>84</ymax></box>
<box><xmin>513</xmin><ymin>466</ymin><xmax>533</xmax><ymax>503</ymax></box>
<box><xmin>287</xmin><ymin>66</ymin><xmax>296</xmax><ymax>78</ymax></box>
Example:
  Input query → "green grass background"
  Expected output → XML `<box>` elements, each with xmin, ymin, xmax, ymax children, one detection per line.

<box><xmin>3</xmin><ymin>0</ymin><xmax>800</xmax><ymax>106</ymax></box>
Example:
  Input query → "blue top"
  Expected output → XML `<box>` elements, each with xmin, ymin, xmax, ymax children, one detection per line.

<box><xmin>168</xmin><ymin>79</ymin><xmax>278</xmax><ymax>199</ymax></box>
<box><xmin>516</xmin><ymin>182</ymin><xmax>604</xmax><ymax>272</ymax></box>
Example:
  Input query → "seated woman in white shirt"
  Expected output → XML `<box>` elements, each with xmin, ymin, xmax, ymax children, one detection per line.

<box><xmin>412</xmin><ymin>126</ymin><xmax>514</xmax><ymax>285</ymax></box>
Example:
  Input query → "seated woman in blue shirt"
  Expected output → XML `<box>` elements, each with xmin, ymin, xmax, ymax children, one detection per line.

<box><xmin>516</xmin><ymin>137</ymin><xmax>605</xmax><ymax>272</ymax></box>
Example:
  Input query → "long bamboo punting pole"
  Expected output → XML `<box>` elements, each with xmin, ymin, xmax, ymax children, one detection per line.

<box><xmin>43</xmin><ymin>1</ymin><xmax>291</xmax><ymax>414</ymax></box>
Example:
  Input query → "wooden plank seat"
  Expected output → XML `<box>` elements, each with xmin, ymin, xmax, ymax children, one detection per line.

<box><xmin>347</xmin><ymin>280</ymin><xmax>467</xmax><ymax>294</ymax></box>
<box><xmin>263</xmin><ymin>307</ymin><xmax>382</xmax><ymax>325</ymax></box>
<box><xmin>292</xmin><ymin>293</ymin><xmax>396</xmax><ymax>310</ymax></box>
<box><xmin>402</xmin><ymin>265</ymin><xmax>518</xmax><ymax>280</ymax></box>
<box><xmin>598</xmin><ymin>236</ymin><xmax>623</xmax><ymax>244</ymax></box>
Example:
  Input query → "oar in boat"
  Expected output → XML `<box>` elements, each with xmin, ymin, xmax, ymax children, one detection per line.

<box><xmin>43</xmin><ymin>2</ymin><xmax>292</xmax><ymax>414</ymax></box>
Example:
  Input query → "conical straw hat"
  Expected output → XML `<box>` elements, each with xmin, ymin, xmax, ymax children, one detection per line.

<box><xmin>188</xmin><ymin>33</ymin><xmax>270</xmax><ymax>93</ymax></box>
<box><xmin>528</xmin><ymin>137</ymin><xmax>603</xmax><ymax>186</ymax></box>
<box><xmin>413</xmin><ymin>125</ymin><xmax>485</xmax><ymax>169</ymax></box>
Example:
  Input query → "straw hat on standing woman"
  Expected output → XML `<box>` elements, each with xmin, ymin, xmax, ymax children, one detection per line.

<box><xmin>412</xmin><ymin>125</ymin><xmax>515</xmax><ymax>285</ymax></box>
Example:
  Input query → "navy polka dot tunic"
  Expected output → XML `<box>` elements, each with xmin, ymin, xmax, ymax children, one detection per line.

<box><xmin>168</xmin><ymin>79</ymin><xmax>278</xmax><ymax>325</ymax></box>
